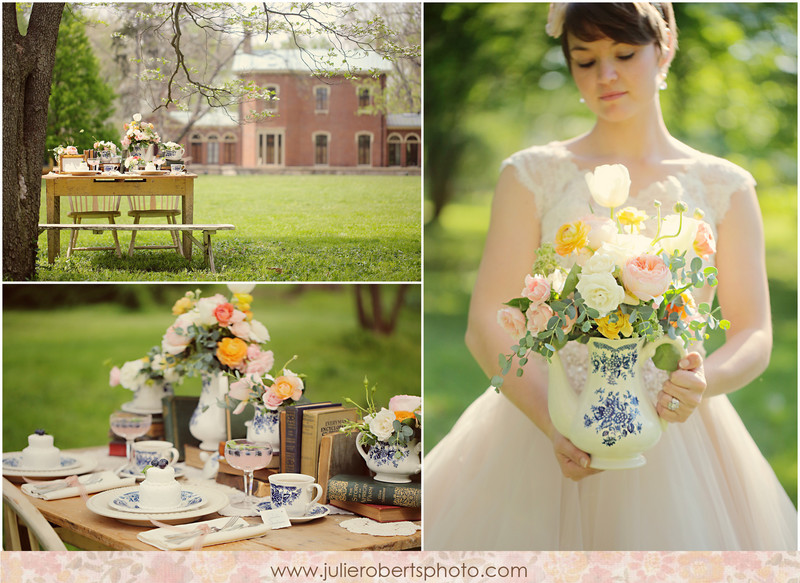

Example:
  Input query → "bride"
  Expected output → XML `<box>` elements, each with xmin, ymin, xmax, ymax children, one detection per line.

<box><xmin>423</xmin><ymin>3</ymin><xmax>797</xmax><ymax>551</ymax></box>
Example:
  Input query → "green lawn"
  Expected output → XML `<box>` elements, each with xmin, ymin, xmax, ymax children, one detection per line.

<box><xmin>34</xmin><ymin>174</ymin><xmax>421</xmax><ymax>282</ymax></box>
<box><xmin>2</xmin><ymin>284</ymin><xmax>421</xmax><ymax>452</ymax></box>
<box><xmin>423</xmin><ymin>187</ymin><xmax>798</xmax><ymax>505</ymax></box>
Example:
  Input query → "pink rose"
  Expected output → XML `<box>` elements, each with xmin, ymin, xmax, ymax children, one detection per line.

<box><xmin>162</xmin><ymin>315</ymin><xmax>193</xmax><ymax>355</ymax></box>
<box><xmin>245</xmin><ymin>345</ymin><xmax>274</xmax><ymax>375</ymax></box>
<box><xmin>521</xmin><ymin>274</ymin><xmax>551</xmax><ymax>306</ymax></box>
<box><xmin>581</xmin><ymin>214</ymin><xmax>617</xmax><ymax>250</ymax></box>
<box><xmin>497</xmin><ymin>306</ymin><xmax>526</xmax><ymax>340</ymax></box>
<box><xmin>621</xmin><ymin>254</ymin><xmax>672</xmax><ymax>301</ymax></box>
<box><xmin>262</xmin><ymin>387</ymin><xmax>285</xmax><ymax>410</ymax></box>
<box><xmin>693</xmin><ymin>221</ymin><xmax>716</xmax><ymax>258</ymax></box>
<box><xmin>109</xmin><ymin>366</ymin><xmax>121</xmax><ymax>387</ymax></box>
<box><xmin>526</xmin><ymin>303</ymin><xmax>554</xmax><ymax>335</ymax></box>
<box><xmin>213</xmin><ymin>302</ymin><xmax>235</xmax><ymax>326</ymax></box>
<box><xmin>228</xmin><ymin>378</ymin><xmax>254</xmax><ymax>401</ymax></box>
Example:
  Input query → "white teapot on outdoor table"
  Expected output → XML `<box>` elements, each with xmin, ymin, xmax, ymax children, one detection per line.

<box><xmin>548</xmin><ymin>335</ymin><xmax>686</xmax><ymax>469</ymax></box>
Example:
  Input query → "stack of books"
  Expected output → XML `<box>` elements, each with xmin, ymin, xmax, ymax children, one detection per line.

<box><xmin>327</xmin><ymin>474</ymin><xmax>421</xmax><ymax>522</ymax></box>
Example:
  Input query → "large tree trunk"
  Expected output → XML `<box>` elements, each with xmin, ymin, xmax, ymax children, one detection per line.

<box><xmin>3</xmin><ymin>3</ymin><xmax>64</xmax><ymax>280</ymax></box>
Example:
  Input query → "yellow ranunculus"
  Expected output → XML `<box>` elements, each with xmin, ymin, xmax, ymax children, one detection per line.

<box><xmin>595</xmin><ymin>310</ymin><xmax>634</xmax><ymax>340</ymax></box>
<box><xmin>172</xmin><ymin>296</ymin><xmax>194</xmax><ymax>315</ymax></box>
<box><xmin>617</xmin><ymin>206</ymin><xmax>648</xmax><ymax>233</ymax></box>
<box><xmin>555</xmin><ymin>220</ymin><xmax>589</xmax><ymax>256</ymax></box>
<box><xmin>216</xmin><ymin>337</ymin><xmax>248</xmax><ymax>368</ymax></box>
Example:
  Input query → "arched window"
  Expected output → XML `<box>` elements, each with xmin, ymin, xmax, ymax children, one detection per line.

<box><xmin>190</xmin><ymin>133</ymin><xmax>203</xmax><ymax>165</ymax></box>
<box><xmin>405</xmin><ymin>134</ymin><xmax>420</xmax><ymax>167</ymax></box>
<box><xmin>207</xmin><ymin>134</ymin><xmax>220</xmax><ymax>165</ymax></box>
<box><xmin>387</xmin><ymin>134</ymin><xmax>402</xmax><ymax>166</ymax></box>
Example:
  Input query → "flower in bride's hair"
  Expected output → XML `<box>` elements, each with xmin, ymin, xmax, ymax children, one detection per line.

<box><xmin>576</xmin><ymin>272</ymin><xmax>626</xmax><ymax>317</ymax></box>
<box><xmin>497</xmin><ymin>306</ymin><xmax>527</xmax><ymax>340</ymax></box>
<box><xmin>555</xmin><ymin>220</ymin><xmax>589</xmax><ymax>256</ymax></box>
<box><xmin>545</xmin><ymin>3</ymin><xmax>567</xmax><ymax>38</ymax></box>
<box><xmin>585</xmin><ymin>164</ymin><xmax>631</xmax><ymax>209</ymax></box>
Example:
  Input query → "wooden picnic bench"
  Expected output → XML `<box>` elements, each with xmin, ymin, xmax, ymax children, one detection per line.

<box><xmin>38</xmin><ymin>223</ymin><xmax>235</xmax><ymax>273</ymax></box>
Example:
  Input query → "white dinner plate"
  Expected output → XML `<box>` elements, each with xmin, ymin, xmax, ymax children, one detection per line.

<box><xmin>109</xmin><ymin>487</ymin><xmax>205</xmax><ymax>514</ymax></box>
<box><xmin>1</xmin><ymin>453</ymin><xmax>98</xmax><ymax>481</ymax></box>
<box><xmin>3</xmin><ymin>452</ymin><xmax>80</xmax><ymax>472</ymax></box>
<box><xmin>87</xmin><ymin>485</ymin><xmax>228</xmax><ymax>526</ymax></box>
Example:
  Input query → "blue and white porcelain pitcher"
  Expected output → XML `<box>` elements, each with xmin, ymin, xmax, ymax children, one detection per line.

<box><xmin>548</xmin><ymin>336</ymin><xmax>685</xmax><ymax>469</ymax></box>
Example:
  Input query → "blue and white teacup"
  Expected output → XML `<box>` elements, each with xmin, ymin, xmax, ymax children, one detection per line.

<box><xmin>131</xmin><ymin>440</ymin><xmax>179</xmax><ymax>474</ymax></box>
<box><xmin>268</xmin><ymin>473</ymin><xmax>323</xmax><ymax>517</ymax></box>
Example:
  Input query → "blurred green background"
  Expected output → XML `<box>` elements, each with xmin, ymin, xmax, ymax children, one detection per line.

<box><xmin>424</xmin><ymin>3</ymin><xmax>797</xmax><ymax>504</ymax></box>
<box><xmin>3</xmin><ymin>284</ymin><xmax>420</xmax><ymax>452</ymax></box>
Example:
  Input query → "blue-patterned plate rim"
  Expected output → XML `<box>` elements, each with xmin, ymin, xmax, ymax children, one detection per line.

<box><xmin>254</xmin><ymin>501</ymin><xmax>330</xmax><ymax>521</ymax></box>
<box><xmin>109</xmin><ymin>489</ymin><xmax>204</xmax><ymax>514</ymax></box>
<box><xmin>2</xmin><ymin>452</ymin><xmax>80</xmax><ymax>471</ymax></box>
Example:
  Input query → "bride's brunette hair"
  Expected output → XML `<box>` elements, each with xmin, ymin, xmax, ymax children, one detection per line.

<box><xmin>558</xmin><ymin>3</ymin><xmax>676</xmax><ymax>67</ymax></box>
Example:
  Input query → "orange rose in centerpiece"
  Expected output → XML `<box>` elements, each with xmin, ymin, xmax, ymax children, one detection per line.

<box><xmin>271</xmin><ymin>374</ymin><xmax>304</xmax><ymax>401</ymax></box>
<box><xmin>216</xmin><ymin>337</ymin><xmax>248</xmax><ymax>367</ymax></box>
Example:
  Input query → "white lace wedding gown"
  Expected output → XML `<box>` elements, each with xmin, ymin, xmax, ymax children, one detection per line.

<box><xmin>423</xmin><ymin>142</ymin><xmax>798</xmax><ymax>551</ymax></box>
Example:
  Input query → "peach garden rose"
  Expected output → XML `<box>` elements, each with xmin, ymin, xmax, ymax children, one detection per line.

<box><xmin>216</xmin><ymin>337</ymin><xmax>248</xmax><ymax>367</ymax></box>
<box><xmin>621</xmin><ymin>254</ymin><xmax>672</xmax><ymax>301</ymax></box>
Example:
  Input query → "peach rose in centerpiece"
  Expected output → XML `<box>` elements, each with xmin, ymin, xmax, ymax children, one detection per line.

<box><xmin>521</xmin><ymin>274</ymin><xmax>551</xmax><ymax>305</ymax></box>
<box><xmin>213</xmin><ymin>302</ymin><xmax>236</xmax><ymax>326</ymax></box>
<box><xmin>621</xmin><ymin>254</ymin><xmax>672</xmax><ymax>302</ymax></box>
<box><xmin>497</xmin><ymin>306</ymin><xmax>526</xmax><ymax>340</ymax></box>
<box><xmin>526</xmin><ymin>303</ymin><xmax>554</xmax><ymax>335</ymax></box>
<box><xmin>271</xmin><ymin>373</ymin><xmax>304</xmax><ymax>401</ymax></box>
<box><xmin>216</xmin><ymin>337</ymin><xmax>248</xmax><ymax>367</ymax></box>
<box><xmin>693</xmin><ymin>221</ymin><xmax>716</xmax><ymax>258</ymax></box>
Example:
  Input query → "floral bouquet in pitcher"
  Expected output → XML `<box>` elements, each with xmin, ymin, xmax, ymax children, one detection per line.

<box><xmin>493</xmin><ymin>164</ymin><xmax>729</xmax><ymax>390</ymax></box>
<box><xmin>109</xmin><ymin>347</ymin><xmax>182</xmax><ymax>412</ymax></box>
<box><xmin>121</xmin><ymin>112</ymin><xmax>161</xmax><ymax>151</ymax></box>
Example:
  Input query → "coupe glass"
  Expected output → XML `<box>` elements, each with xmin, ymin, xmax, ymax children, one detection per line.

<box><xmin>109</xmin><ymin>412</ymin><xmax>152</xmax><ymax>472</ymax></box>
<box><xmin>224</xmin><ymin>439</ymin><xmax>272</xmax><ymax>511</ymax></box>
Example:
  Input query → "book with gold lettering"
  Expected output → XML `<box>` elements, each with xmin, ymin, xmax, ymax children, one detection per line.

<box><xmin>326</xmin><ymin>473</ymin><xmax>421</xmax><ymax>508</ymax></box>
<box><xmin>299</xmin><ymin>406</ymin><xmax>358</xmax><ymax>479</ymax></box>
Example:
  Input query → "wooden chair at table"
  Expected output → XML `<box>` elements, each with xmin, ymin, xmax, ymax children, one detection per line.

<box><xmin>126</xmin><ymin>194</ymin><xmax>183</xmax><ymax>257</ymax></box>
<box><xmin>3</xmin><ymin>478</ymin><xmax>67</xmax><ymax>551</ymax></box>
<box><xmin>66</xmin><ymin>195</ymin><xmax>123</xmax><ymax>257</ymax></box>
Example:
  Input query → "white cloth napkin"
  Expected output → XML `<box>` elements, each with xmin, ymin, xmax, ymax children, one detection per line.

<box><xmin>21</xmin><ymin>471</ymin><xmax>135</xmax><ymax>500</ymax></box>
<box><xmin>137</xmin><ymin>517</ymin><xmax>269</xmax><ymax>550</ymax></box>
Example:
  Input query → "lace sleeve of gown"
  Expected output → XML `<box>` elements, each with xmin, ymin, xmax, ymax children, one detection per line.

<box><xmin>499</xmin><ymin>144</ymin><xmax>578</xmax><ymax>213</ymax></box>
<box><xmin>696</xmin><ymin>154</ymin><xmax>757</xmax><ymax>225</ymax></box>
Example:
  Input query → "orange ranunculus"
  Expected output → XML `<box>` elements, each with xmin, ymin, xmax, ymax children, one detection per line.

<box><xmin>172</xmin><ymin>296</ymin><xmax>194</xmax><ymax>315</ymax></box>
<box><xmin>664</xmin><ymin>292</ymin><xmax>697</xmax><ymax>328</ymax></box>
<box><xmin>216</xmin><ymin>337</ymin><xmax>248</xmax><ymax>367</ymax></box>
<box><xmin>394</xmin><ymin>410</ymin><xmax>415</xmax><ymax>422</ymax></box>
<box><xmin>555</xmin><ymin>220</ymin><xmax>589</xmax><ymax>256</ymax></box>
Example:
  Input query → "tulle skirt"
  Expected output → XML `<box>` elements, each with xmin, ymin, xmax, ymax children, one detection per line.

<box><xmin>423</xmin><ymin>388</ymin><xmax>797</xmax><ymax>551</ymax></box>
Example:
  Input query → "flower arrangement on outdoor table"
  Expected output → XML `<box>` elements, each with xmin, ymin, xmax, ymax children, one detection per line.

<box><xmin>161</xmin><ymin>285</ymin><xmax>274</xmax><ymax>379</ymax></box>
<box><xmin>341</xmin><ymin>379</ymin><xmax>421</xmax><ymax>454</ymax></box>
<box><xmin>93</xmin><ymin>140</ymin><xmax>118</xmax><ymax>154</ymax></box>
<box><xmin>123</xmin><ymin>155</ymin><xmax>142</xmax><ymax>171</ymax></box>
<box><xmin>109</xmin><ymin>347</ymin><xmax>182</xmax><ymax>391</ymax></box>
<box><xmin>52</xmin><ymin>145</ymin><xmax>78</xmax><ymax>164</ymax></box>
<box><xmin>493</xmin><ymin>164</ymin><xmax>729</xmax><ymax>389</ymax></box>
<box><xmin>121</xmin><ymin>112</ymin><xmax>161</xmax><ymax>151</ymax></box>
<box><xmin>226</xmin><ymin>357</ymin><xmax>306</xmax><ymax>415</ymax></box>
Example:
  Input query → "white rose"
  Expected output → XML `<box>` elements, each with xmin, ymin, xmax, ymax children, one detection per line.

<box><xmin>195</xmin><ymin>295</ymin><xmax>227</xmax><ymax>326</ymax></box>
<box><xmin>597</xmin><ymin>234</ymin><xmax>651</xmax><ymax>269</ymax></box>
<box><xmin>655</xmin><ymin>215</ymin><xmax>699</xmax><ymax>257</ymax></box>
<box><xmin>248</xmin><ymin>319</ymin><xmax>270</xmax><ymax>343</ymax></box>
<box><xmin>227</xmin><ymin>283</ymin><xmax>256</xmax><ymax>294</ymax></box>
<box><xmin>368</xmin><ymin>408</ymin><xmax>397</xmax><ymax>442</ymax></box>
<box><xmin>546</xmin><ymin>269</ymin><xmax>568</xmax><ymax>294</ymax></box>
<box><xmin>585</xmin><ymin>164</ymin><xmax>631</xmax><ymax>209</ymax></box>
<box><xmin>133</xmin><ymin>113</ymin><xmax>142</xmax><ymax>122</ymax></box>
<box><xmin>119</xmin><ymin>359</ymin><xmax>147</xmax><ymax>391</ymax></box>
<box><xmin>163</xmin><ymin>367</ymin><xmax>181</xmax><ymax>384</ymax></box>
<box><xmin>388</xmin><ymin>395</ymin><xmax>421</xmax><ymax>414</ymax></box>
<box><xmin>582</xmin><ymin>215</ymin><xmax>618</xmax><ymax>250</ymax></box>
<box><xmin>576</xmin><ymin>272</ymin><xmax>626</xmax><ymax>317</ymax></box>
<box><xmin>582</xmin><ymin>252</ymin><xmax>617</xmax><ymax>275</ymax></box>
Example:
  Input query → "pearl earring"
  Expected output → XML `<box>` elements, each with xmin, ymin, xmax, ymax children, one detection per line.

<box><xmin>659</xmin><ymin>80</ymin><xmax>668</xmax><ymax>91</ymax></box>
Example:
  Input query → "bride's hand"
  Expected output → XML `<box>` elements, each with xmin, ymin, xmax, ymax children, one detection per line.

<box><xmin>551</xmin><ymin>431</ymin><xmax>602</xmax><ymax>481</ymax></box>
<box><xmin>656</xmin><ymin>351</ymin><xmax>707</xmax><ymax>422</ymax></box>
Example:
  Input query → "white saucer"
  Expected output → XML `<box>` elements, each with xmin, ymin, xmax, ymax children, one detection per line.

<box><xmin>120</xmin><ymin>400</ymin><xmax>163</xmax><ymax>415</ymax></box>
<box><xmin>255</xmin><ymin>501</ymin><xmax>330</xmax><ymax>522</ymax></box>
<box><xmin>117</xmin><ymin>465</ymin><xmax>185</xmax><ymax>481</ymax></box>
<box><xmin>3</xmin><ymin>452</ymin><xmax>80</xmax><ymax>472</ymax></box>
<box><xmin>87</xmin><ymin>485</ymin><xmax>228</xmax><ymax>526</ymax></box>
<box><xmin>2</xmin><ymin>453</ymin><xmax>97</xmax><ymax>481</ymax></box>
<box><xmin>109</xmin><ymin>488</ymin><xmax>205</xmax><ymax>514</ymax></box>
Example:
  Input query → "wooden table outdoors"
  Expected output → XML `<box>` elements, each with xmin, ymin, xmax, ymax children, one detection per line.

<box><xmin>5</xmin><ymin>448</ymin><xmax>421</xmax><ymax>552</ymax></box>
<box><xmin>43</xmin><ymin>173</ymin><xmax>197</xmax><ymax>262</ymax></box>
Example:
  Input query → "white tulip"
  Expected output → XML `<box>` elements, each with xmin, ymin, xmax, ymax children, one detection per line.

<box><xmin>585</xmin><ymin>164</ymin><xmax>631</xmax><ymax>209</ymax></box>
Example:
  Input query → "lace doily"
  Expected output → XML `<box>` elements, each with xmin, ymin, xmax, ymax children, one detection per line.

<box><xmin>339</xmin><ymin>518</ymin><xmax>420</xmax><ymax>537</ymax></box>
